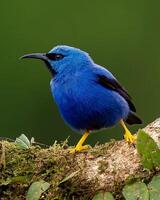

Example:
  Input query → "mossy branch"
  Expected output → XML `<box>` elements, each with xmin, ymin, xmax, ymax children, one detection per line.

<box><xmin>1</xmin><ymin>118</ymin><xmax>160</xmax><ymax>199</ymax></box>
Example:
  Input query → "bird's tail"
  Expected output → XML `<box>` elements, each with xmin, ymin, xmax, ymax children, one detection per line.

<box><xmin>125</xmin><ymin>111</ymin><xmax>142</xmax><ymax>125</ymax></box>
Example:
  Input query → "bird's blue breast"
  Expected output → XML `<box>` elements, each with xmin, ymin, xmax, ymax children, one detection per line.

<box><xmin>50</xmin><ymin>72</ymin><xmax>129</xmax><ymax>132</ymax></box>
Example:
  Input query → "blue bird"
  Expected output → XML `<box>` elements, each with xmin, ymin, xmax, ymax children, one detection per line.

<box><xmin>21</xmin><ymin>45</ymin><xmax>142</xmax><ymax>153</ymax></box>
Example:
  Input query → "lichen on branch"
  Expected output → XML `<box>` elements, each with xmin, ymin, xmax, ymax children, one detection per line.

<box><xmin>0</xmin><ymin>118</ymin><xmax>160</xmax><ymax>200</ymax></box>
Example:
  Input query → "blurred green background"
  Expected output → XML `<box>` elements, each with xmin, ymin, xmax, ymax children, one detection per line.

<box><xmin>0</xmin><ymin>1</ymin><xmax>160</xmax><ymax>145</ymax></box>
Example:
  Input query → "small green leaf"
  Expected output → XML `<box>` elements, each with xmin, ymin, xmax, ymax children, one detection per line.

<box><xmin>59</xmin><ymin>170</ymin><xmax>80</xmax><ymax>184</ymax></box>
<box><xmin>0</xmin><ymin>176</ymin><xmax>27</xmax><ymax>186</ymax></box>
<box><xmin>92</xmin><ymin>192</ymin><xmax>115</xmax><ymax>200</ymax></box>
<box><xmin>137</xmin><ymin>130</ymin><xmax>160</xmax><ymax>169</ymax></box>
<box><xmin>26</xmin><ymin>180</ymin><xmax>50</xmax><ymax>200</ymax></box>
<box><xmin>15</xmin><ymin>134</ymin><xmax>30</xmax><ymax>149</ymax></box>
<box><xmin>148</xmin><ymin>175</ymin><xmax>160</xmax><ymax>200</ymax></box>
<box><xmin>122</xmin><ymin>181</ymin><xmax>149</xmax><ymax>200</ymax></box>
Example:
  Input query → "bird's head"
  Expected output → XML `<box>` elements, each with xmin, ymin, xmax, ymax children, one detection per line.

<box><xmin>21</xmin><ymin>45</ymin><xmax>93</xmax><ymax>76</ymax></box>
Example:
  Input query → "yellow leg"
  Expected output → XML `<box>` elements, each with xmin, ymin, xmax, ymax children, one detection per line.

<box><xmin>70</xmin><ymin>131</ymin><xmax>90</xmax><ymax>153</ymax></box>
<box><xmin>120</xmin><ymin>120</ymin><xmax>137</xmax><ymax>143</ymax></box>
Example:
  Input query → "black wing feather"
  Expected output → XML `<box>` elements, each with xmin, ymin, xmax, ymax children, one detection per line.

<box><xmin>97</xmin><ymin>75</ymin><xmax>136</xmax><ymax>112</ymax></box>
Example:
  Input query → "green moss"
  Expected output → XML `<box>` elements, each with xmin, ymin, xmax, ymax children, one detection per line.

<box><xmin>90</xmin><ymin>139</ymin><xmax>116</xmax><ymax>158</ymax></box>
<box><xmin>98</xmin><ymin>160</ymin><xmax>109</xmax><ymax>174</ymax></box>
<box><xmin>1</xmin><ymin>138</ymin><xmax>104</xmax><ymax>200</ymax></box>
<box><xmin>1</xmin><ymin>134</ymin><xmax>159</xmax><ymax>200</ymax></box>
<box><xmin>0</xmin><ymin>140</ymin><xmax>76</xmax><ymax>199</ymax></box>
<box><xmin>0</xmin><ymin>138</ymin><xmax>116</xmax><ymax>199</ymax></box>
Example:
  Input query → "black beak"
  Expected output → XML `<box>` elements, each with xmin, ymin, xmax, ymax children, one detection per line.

<box><xmin>20</xmin><ymin>53</ymin><xmax>56</xmax><ymax>76</ymax></box>
<box><xmin>20</xmin><ymin>53</ymin><xmax>48</xmax><ymax>61</ymax></box>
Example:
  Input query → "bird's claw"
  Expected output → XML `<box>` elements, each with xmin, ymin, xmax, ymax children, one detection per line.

<box><xmin>124</xmin><ymin>130</ymin><xmax>137</xmax><ymax>144</ymax></box>
<box><xmin>69</xmin><ymin>145</ymin><xmax>90</xmax><ymax>154</ymax></box>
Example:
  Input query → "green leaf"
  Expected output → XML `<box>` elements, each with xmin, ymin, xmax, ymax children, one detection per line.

<box><xmin>148</xmin><ymin>175</ymin><xmax>160</xmax><ymax>200</ymax></box>
<box><xmin>122</xmin><ymin>181</ymin><xmax>149</xmax><ymax>200</ymax></box>
<box><xmin>92</xmin><ymin>192</ymin><xmax>115</xmax><ymax>200</ymax></box>
<box><xmin>15</xmin><ymin>134</ymin><xmax>30</xmax><ymax>149</ymax></box>
<box><xmin>59</xmin><ymin>170</ymin><xmax>80</xmax><ymax>184</ymax></box>
<box><xmin>0</xmin><ymin>176</ymin><xmax>27</xmax><ymax>186</ymax></box>
<box><xmin>26</xmin><ymin>180</ymin><xmax>50</xmax><ymax>200</ymax></box>
<box><xmin>136</xmin><ymin>130</ymin><xmax>160</xmax><ymax>169</ymax></box>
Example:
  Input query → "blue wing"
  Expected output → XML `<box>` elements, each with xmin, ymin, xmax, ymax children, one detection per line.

<box><xmin>93</xmin><ymin>65</ymin><xmax>135</xmax><ymax>111</ymax></box>
<box><xmin>92</xmin><ymin>64</ymin><xmax>142</xmax><ymax>124</ymax></box>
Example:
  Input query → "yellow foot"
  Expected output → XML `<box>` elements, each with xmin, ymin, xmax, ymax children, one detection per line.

<box><xmin>69</xmin><ymin>145</ymin><xmax>89</xmax><ymax>154</ymax></box>
<box><xmin>124</xmin><ymin>130</ymin><xmax>137</xmax><ymax>144</ymax></box>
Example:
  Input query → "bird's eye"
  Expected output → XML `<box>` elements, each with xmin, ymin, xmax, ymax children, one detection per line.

<box><xmin>46</xmin><ymin>53</ymin><xmax>64</xmax><ymax>61</ymax></box>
